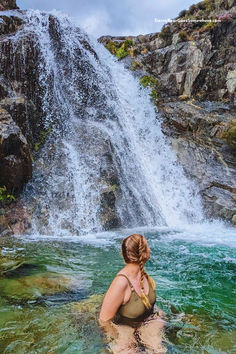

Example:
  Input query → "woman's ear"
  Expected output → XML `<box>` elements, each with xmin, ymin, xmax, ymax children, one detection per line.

<box><xmin>143</xmin><ymin>251</ymin><xmax>149</xmax><ymax>262</ymax></box>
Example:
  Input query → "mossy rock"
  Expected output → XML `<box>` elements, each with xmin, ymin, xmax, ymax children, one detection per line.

<box><xmin>71</xmin><ymin>293</ymin><xmax>104</xmax><ymax>315</ymax></box>
<box><xmin>221</xmin><ymin>119</ymin><xmax>236</xmax><ymax>147</ymax></box>
<box><xmin>0</xmin><ymin>257</ymin><xmax>24</xmax><ymax>276</ymax></box>
<box><xmin>106</xmin><ymin>41</ymin><xmax>117</xmax><ymax>55</ymax></box>
<box><xmin>0</xmin><ymin>273</ymin><xmax>75</xmax><ymax>301</ymax></box>
<box><xmin>131</xmin><ymin>61</ymin><xmax>143</xmax><ymax>71</ymax></box>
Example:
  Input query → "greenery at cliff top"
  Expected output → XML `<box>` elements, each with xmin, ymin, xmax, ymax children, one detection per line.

<box><xmin>177</xmin><ymin>0</ymin><xmax>215</xmax><ymax>18</ymax></box>
<box><xmin>159</xmin><ymin>26</ymin><xmax>172</xmax><ymax>40</ymax></box>
<box><xmin>106</xmin><ymin>39</ymin><xmax>134</xmax><ymax>60</ymax></box>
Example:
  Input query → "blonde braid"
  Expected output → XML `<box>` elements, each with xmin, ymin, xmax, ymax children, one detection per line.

<box><xmin>138</xmin><ymin>236</ymin><xmax>152</xmax><ymax>310</ymax></box>
<box><xmin>144</xmin><ymin>270</ymin><xmax>156</xmax><ymax>290</ymax></box>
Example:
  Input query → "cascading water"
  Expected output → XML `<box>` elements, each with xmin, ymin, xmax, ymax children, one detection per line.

<box><xmin>13</xmin><ymin>9</ymin><xmax>207</xmax><ymax>236</ymax></box>
<box><xmin>1</xmin><ymin>10</ymin><xmax>236</xmax><ymax>354</ymax></box>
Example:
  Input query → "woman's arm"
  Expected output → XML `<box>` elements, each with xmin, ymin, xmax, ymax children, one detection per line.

<box><xmin>99</xmin><ymin>276</ymin><xmax>128</xmax><ymax>322</ymax></box>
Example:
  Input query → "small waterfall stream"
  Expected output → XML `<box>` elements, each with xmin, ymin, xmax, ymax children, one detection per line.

<box><xmin>14</xmin><ymin>9</ymin><xmax>206</xmax><ymax>236</ymax></box>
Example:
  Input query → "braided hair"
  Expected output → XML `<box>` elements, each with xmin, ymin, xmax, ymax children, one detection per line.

<box><xmin>121</xmin><ymin>234</ymin><xmax>156</xmax><ymax>310</ymax></box>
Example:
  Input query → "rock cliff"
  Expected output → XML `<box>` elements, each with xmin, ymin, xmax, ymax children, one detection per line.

<box><xmin>0</xmin><ymin>2</ymin><xmax>121</xmax><ymax>235</ymax></box>
<box><xmin>98</xmin><ymin>0</ymin><xmax>236</xmax><ymax>226</ymax></box>
<box><xmin>0</xmin><ymin>0</ymin><xmax>235</xmax><ymax>235</ymax></box>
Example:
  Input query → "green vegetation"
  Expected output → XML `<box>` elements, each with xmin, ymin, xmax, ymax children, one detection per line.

<box><xmin>178</xmin><ymin>9</ymin><xmax>187</xmax><ymax>18</ymax></box>
<box><xmin>0</xmin><ymin>186</ymin><xmax>15</xmax><ymax>206</ymax></box>
<box><xmin>159</xmin><ymin>26</ymin><xmax>172</xmax><ymax>40</ymax></box>
<box><xmin>116</xmin><ymin>39</ymin><xmax>134</xmax><ymax>60</ymax></box>
<box><xmin>34</xmin><ymin>142</ymin><xmax>40</xmax><ymax>151</ymax></box>
<box><xmin>178</xmin><ymin>30</ymin><xmax>189</xmax><ymax>42</ymax></box>
<box><xmin>34</xmin><ymin>126</ymin><xmax>52</xmax><ymax>152</ymax></box>
<box><xmin>40</xmin><ymin>127</ymin><xmax>52</xmax><ymax>144</ymax></box>
<box><xmin>140</xmin><ymin>75</ymin><xmax>157</xmax><ymax>88</ymax></box>
<box><xmin>131</xmin><ymin>61</ymin><xmax>142</xmax><ymax>70</ymax></box>
<box><xmin>188</xmin><ymin>4</ymin><xmax>198</xmax><ymax>15</ymax></box>
<box><xmin>222</xmin><ymin>120</ymin><xmax>236</xmax><ymax>147</ymax></box>
<box><xmin>106</xmin><ymin>39</ymin><xmax>134</xmax><ymax>60</ymax></box>
<box><xmin>177</xmin><ymin>0</ymin><xmax>215</xmax><ymax>25</ymax></box>
<box><xmin>139</xmin><ymin>75</ymin><xmax>159</xmax><ymax>103</ymax></box>
<box><xmin>106</xmin><ymin>41</ymin><xmax>117</xmax><ymax>55</ymax></box>
<box><xmin>198</xmin><ymin>0</ymin><xmax>214</xmax><ymax>13</ymax></box>
<box><xmin>199</xmin><ymin>21</ymin><xmax>217</xmax><ymax>32</ymax></box>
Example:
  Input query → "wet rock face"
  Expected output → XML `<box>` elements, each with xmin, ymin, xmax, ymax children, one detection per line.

<box><xmin>0</xmin><ymin>0</ymin><xmax>19</xmax><ymax>11</ymax></box>
<box><xmin>98</xmin><ymin>0</ymin><xmax>236</xmax><ymax>226</ymax></box>
<box><xmin>0</xmin><ymin>11</ymin><xmax>43</xmax><ymax>235</ymax></box>
<box><xmin>0</xmin><ymin>108</ymin><xmax>32</xmax><ymax>194</ymax></box>
<box><xmin>160</xmin><ymin>100</ymin><xmax>236</xmax><ymax>224</ymax></box>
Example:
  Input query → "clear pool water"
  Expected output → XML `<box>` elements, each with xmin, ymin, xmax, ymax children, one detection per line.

<box><xmin>0</xmin><ymin>224</ymin><xmax>235</xmax><ymax>353</ymax></box>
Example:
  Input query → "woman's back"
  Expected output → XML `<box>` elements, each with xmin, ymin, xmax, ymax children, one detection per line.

<box><xmin>113</xmin><ymin>273</ymin><xmax>156</xmax><ymax>326</ymax></box>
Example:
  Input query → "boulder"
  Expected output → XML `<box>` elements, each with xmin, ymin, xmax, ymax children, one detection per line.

<box><xmin>160</xmin><ymin>100</ymin><xmax>236</xmax><ymax>224</ymax></box>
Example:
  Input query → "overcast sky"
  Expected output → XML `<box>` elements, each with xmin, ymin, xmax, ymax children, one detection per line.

<box><xmin>17</xmin><ymin>0</ymin><xmax>195</xmax><ymax>38</ymax></box>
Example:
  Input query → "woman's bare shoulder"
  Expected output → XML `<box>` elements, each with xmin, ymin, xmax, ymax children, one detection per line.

<box><xmin>109</xmin><ymin>270</ymin><xmax>129</xmax><ymax>289</ymax></box>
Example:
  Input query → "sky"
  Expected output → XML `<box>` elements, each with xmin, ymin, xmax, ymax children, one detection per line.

<box><xmin>17</xmin><ymin>0</ymin><xmax>195</xmax><ymax>39</ymax></box>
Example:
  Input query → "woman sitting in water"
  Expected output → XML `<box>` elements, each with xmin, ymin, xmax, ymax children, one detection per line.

<box><xmin>99</xmin><ymin>233</ymin><xmax>167</xmax><ymax>353</ymax></box>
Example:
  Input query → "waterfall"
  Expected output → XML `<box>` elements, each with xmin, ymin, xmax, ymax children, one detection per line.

<box><xmin>13</xmin><ymin>9</ymin><xmax>206</xmax><ymax>236</ymax></box>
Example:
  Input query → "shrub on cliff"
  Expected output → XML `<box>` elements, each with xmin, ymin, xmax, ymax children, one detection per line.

<box><xmin>106</xmin><ymin>41</ymin><xmax>117</xmax><ymax>55</ymax></box>
<box><xmin>140</xmin><ymin>75</ymin><xmax>159</xmax><ymax>103</ymax></box>
<box><xmin>159</xmin><ymin>26</ymin><xmax>172</xmax><ymax>40</ymax></box>
<box><xmin>178</xmin><ymin>30</ymin><xmax>189</xmax><ymax>42</ymax></box>
<box><xmin>116</xmin><ymin>39</ymin><xmax>134</xmax><ymax>60</ymax></box>
<box><xmin>178</xmin><ymin>9</ymin><xmax>187</xmax><ymax>18</ymax></box>
<box><xmin>106</xmin><ymin>39</ymin><xmax>134</xmax><ymax>60</ymax></box>
<box><xmin>0</xmin><ymin>186</ymin><xmax>15</xmax><ymax>207</ymax></box>
<box><xmin>199</xmin><ymin>20</ymin><xmax>217</xmax><ymax>33</ymax></box>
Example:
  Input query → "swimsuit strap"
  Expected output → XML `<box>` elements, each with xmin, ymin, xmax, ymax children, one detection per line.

<box><xmin>116</xmin><ymin>274</ymin><xmax>134</xmax><ymax>291</ymax></box>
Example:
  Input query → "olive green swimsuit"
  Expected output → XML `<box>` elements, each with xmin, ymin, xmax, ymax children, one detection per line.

<box><xmin>113</xmin><ymin>273</ymin><xmax>156</xmax><ymax>327</ymax></box>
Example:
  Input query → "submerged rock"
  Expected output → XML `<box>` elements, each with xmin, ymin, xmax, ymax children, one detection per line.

<box><xmin>0</xmin><ymin>272</ymin><xmax>75</xmax><ymax>301</ymax></box>
<box><xmin>0</xmin><ymin>256</ymin><xmax>24</xmax><ymax>275</ymax></box>
<box><xmin>71</xmin><ymin>293</ymin><xmax>104</xmax><ymax>317</ymax></box>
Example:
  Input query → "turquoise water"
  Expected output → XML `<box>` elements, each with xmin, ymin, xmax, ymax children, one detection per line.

<box><xmin>0</xmin><ymin>225</ymin><xmax>235</xmax><ymax>353</ymax></box>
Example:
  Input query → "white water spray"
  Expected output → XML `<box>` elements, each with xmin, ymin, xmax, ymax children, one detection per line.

<box><xmin>10</xmin><ymin>9</ymin><xmax>208</xmax><ymax>235</ymax></box>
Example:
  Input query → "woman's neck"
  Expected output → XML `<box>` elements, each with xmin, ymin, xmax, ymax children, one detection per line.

<box><xmin>124</xmin><ymin>263</ymin><xmax>141</xmax><ymax>277</ymax></box>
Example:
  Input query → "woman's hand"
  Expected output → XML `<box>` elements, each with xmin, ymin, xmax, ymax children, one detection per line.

<box><xmin>153</xmin><ymin>304</ymin><xmax>167</xmax><ymax>318</ymax></box>
<box><xmin>98</xmin><ymin>318</ymin><xmax>119</xmax><ymax>340</ymax></box>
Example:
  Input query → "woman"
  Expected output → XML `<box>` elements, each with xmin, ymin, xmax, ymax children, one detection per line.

<box><xmin>99</xmin><ymin>233</ymin><xmax>167</xmax><ymax>353</ymax></box>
